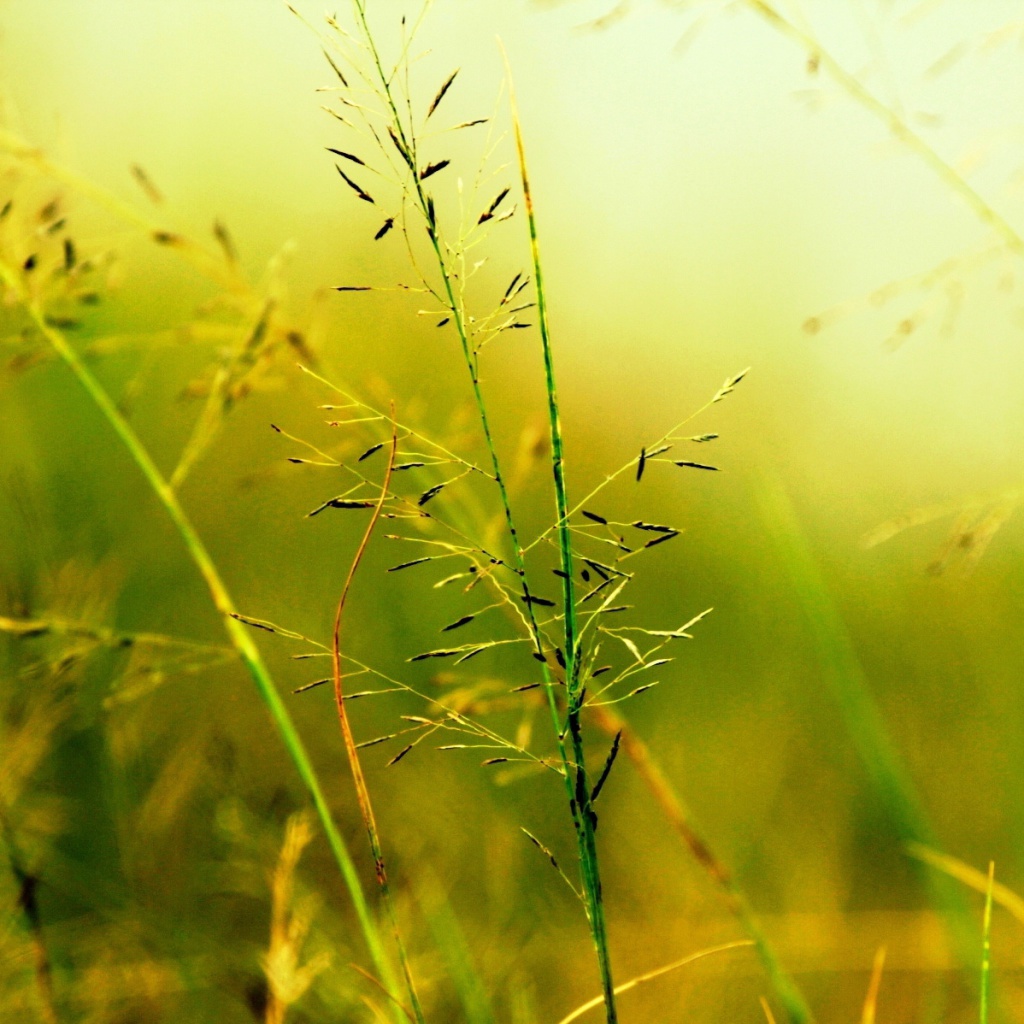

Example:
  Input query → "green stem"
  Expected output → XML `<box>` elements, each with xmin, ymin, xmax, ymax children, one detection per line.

<box><xmin>0</xmin><ymin>263</ymin><xmax>401</xmax><ymax>1012</ymax></box>
<box><xmin>753</xmin><ymin>468</ymin><xmax>980</xmax><ymax>991</ymax></box>
<box><xmin>509</xmin><ymin>88</ymin><xmax>618</xmax><ymax>1024</ymax></box>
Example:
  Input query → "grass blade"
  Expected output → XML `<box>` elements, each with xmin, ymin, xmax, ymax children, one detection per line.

<box><xmin>860</xmin><ymin>947</ymin><xmax>885</xmax><ymax>1024</ymax></box>
<box><xmin>0</xmin><ymin>261</ymin><xmax>401</xmax><ymax>1015</ymax></box>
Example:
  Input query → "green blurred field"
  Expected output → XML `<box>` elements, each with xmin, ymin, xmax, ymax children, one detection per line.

<box><xmin>2</xmin><ymin>2</ymin><xmax>1023</xmax><ymax>1022</ymax></box>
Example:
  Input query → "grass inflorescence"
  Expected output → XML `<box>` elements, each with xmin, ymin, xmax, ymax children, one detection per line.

<box><xmin>262</xmin><ymin>3</ymin><xmax>761</xmax><ymax>1020</ymax></box>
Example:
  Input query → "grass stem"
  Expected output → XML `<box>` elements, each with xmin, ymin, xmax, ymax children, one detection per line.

<box><xmin>507</xmin><ymin>69</ymin><xmax>618</xmax><ymax>1024</ymax></box>
<box><xmin>744</xmin><ymin>2</ymin><xmax>1024</xmax><ymax>257</ymax></box>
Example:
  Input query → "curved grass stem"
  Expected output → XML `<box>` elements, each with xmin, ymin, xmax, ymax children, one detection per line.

<box><xmin>331</xmin><ymin>418</ymin><xmax>426</xmax><ymax>1024</ymax></box>
<box><xmin>590</xmin><ymin>705</ymin><xmax>813</xmax><ymax>1024</ymax></box>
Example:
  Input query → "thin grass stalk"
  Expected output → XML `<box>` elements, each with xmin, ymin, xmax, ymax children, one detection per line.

<box><xmin>908</xmin><ymin>846</ymin><xmax>1024</xmax><ymax>926</ymax></box>
<box><xmin>331</xmin><ymin>421</ymin><xmax>426</xmax><ymax>1024</ymax></box>
<box><xmin>980</xmin><ymin>862</ymin><xmax>995</xmax><ymax>1024</ymax></box>
<box><xmin>405</xmin><ymin>107</ymin><xmax>584</xmax><ymax>861</ymax></box>
<box><xmin>553</xmin><ymin>940</ymin><xmax>753</xmax><ymax>1024</ymax></box>
<box><xmin>417</xmin><ymin>873</ymin><xmax>496</xmax><ymax>1024</ymax></box>
<box><xmin>0</xmin><ymin>262</ymin><xmax>400</xmax><ymax>1009</ymax></box>
<box><xmin>345</xmin><ymin>1</ymin><xmax>554</xmax><ymax>660</ymax></box>
<box><xmin>859</xmin><ymin>948</ymin><xmax>885</xmax><ymax>1024</ymax></box>
<box><xmin>507</xmin><ymin>79</ymin><xmax>618</xmax><ymax>1024</ymax></box>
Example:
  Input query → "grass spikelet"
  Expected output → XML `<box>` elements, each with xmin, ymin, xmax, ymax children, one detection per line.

<box><xmin>130</xmin><ymin>163</ymin><xmax>164</xmax><ymax>204</ymax></box>
<box><xmin>262</xmin><ymin>812</ymin><xmax>332</xmax><ymax>1024</ymax></box>
<box><xmin>419</xmin><ymin>159</ymin><xmax>450</xmax><ymax>181</ymax></box>
<box><xmin>426</xmin><ymin>70</ymin><xmax>459</xmax><ymax>119</ymax></box>
<box><xmin>589</xmin><ymin>731</ymin><xmax>621</xmax><ymax>803</ymax></box>
<box><xmin>335</xmin><ymin>165</ymin><xmax>375</xmax><ymax>203</ymax></box>
<box><xmin>326</xmin><ymin>146</ymin><xmax>365</xmax><ymax>165</ymax></box>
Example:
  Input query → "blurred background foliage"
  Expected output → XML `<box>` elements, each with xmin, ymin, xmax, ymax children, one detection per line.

<box><xmin>2</xmin><ymin>1</ymin><xmax>1024</xmax><ymax>1022</ymax></box>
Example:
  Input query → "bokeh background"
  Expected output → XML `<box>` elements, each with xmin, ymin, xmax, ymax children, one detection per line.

<box><xmin>2</xmin><ymin>1</ymin><xmax>1024</xmax><ymax>1022</ymax></box>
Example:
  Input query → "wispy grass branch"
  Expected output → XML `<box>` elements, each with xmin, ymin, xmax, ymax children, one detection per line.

<box><xmin>553</xmin><ymin>940</ymin><xmax>753</xmax><ymax>1024</ymax></box>
<box><xmin>743</xmin><ymin>1</ymin><xmax>1024</xmax><ymax>257</ymax></box>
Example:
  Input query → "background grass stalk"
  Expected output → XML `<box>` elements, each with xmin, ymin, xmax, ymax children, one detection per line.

<box><xmin>0</xmin><ymin>127</ymin><xmax>244</xmax><ymax>291</ymax></box>
<box><xmin>0</xmin><ymin>261</ymin><xmax>401</xmax><ymax>1010</ymax></box>
<box><xmin>417</xmin><ymin>871</ymin><xmax>496</xmax><ymax>1024</ymax></box>
<box><xmin>980</xmin><ymin>862</ymin><xmax>994</xmax><ymax>1024</ymax></box>
<box><xmin>753</xmin><ymin>468</ymin><xmax>978</xmax><ymax>983</ymax></box>
<box><xmin>743</xmin><ymin>1</ymin><xmax>1024</xmax><ymax>258</ymax></box>
<box><xmin>554</xmin><ymin>940</ymin><xmax>753</xmax><ymax>1024</ymax></box>
<box><xmin>331</xmin><ymin>423</ymin><xmax>426</xmax><ymax>1024</ymax></box>
<box><xmin>508</xmin><ymin>81</ymin><xmax>618</xmax><ymax>1024</ymax></box>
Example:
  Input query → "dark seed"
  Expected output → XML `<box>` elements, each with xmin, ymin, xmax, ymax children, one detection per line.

<box><xmin>327</xmin><ymin>147</ymin><xmax>365</xmax><ymax>166</ymax></box>
<box><xmin>427</xmin><ymin>69</ymin><xmax>459</xmax><ymax>119</ymax></box>
<box><xmin>419</xmin><ymin>159</ymin><xmax>450</xmax><ymax>181</ymax></box>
